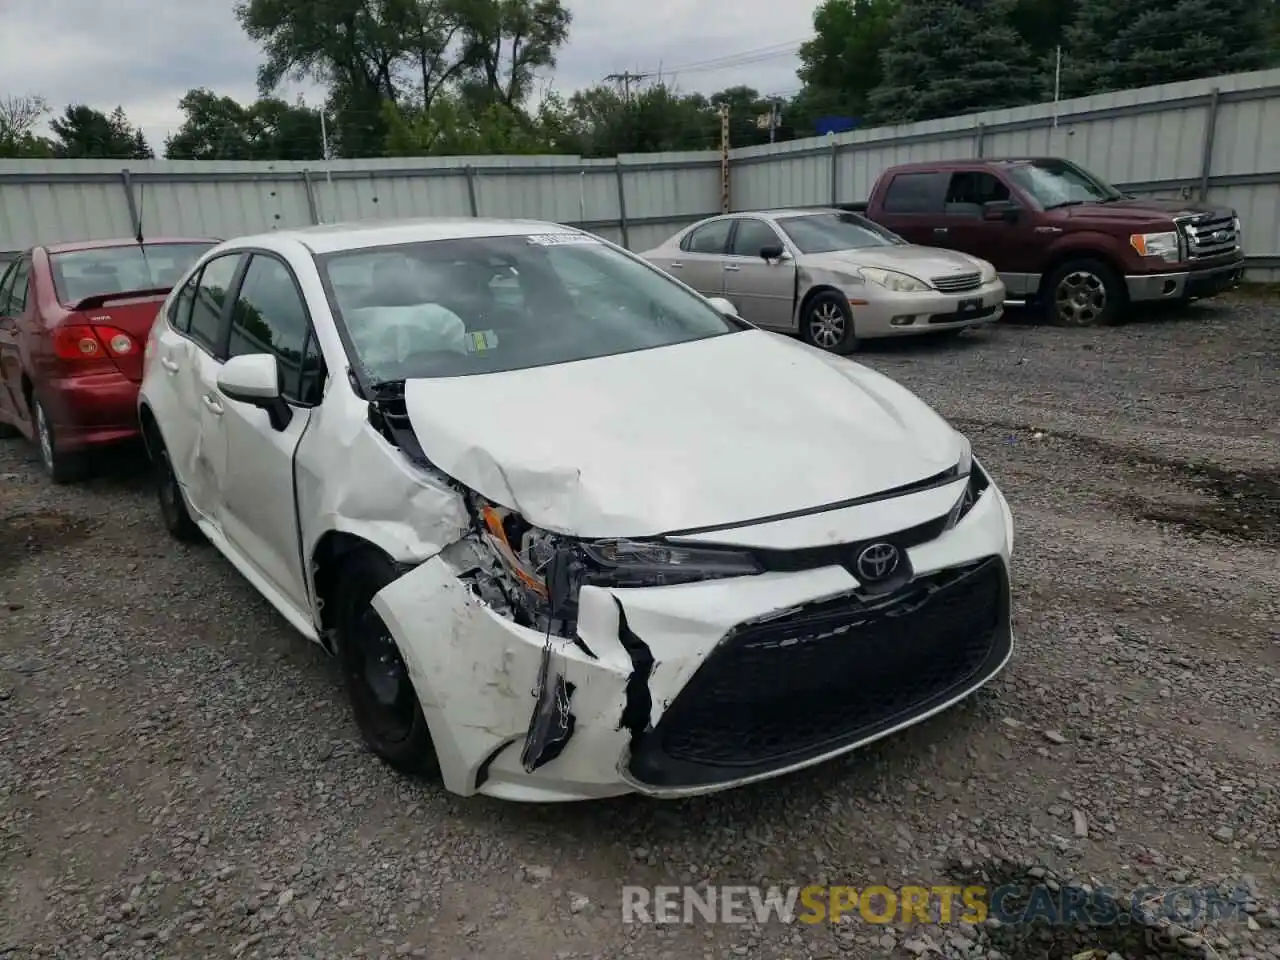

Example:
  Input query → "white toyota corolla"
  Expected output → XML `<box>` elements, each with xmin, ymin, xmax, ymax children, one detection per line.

<box><xmin>138</xmin><ymin>217</ymin><xmax>1015</xmax><ymax>803</ymax></box>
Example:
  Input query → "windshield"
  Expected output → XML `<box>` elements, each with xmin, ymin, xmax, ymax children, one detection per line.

<box><xmin>50</xmin><ymin>242</ymin><xmax>214</xmax><ymax>304</ymax></box>
<box><xmin>1006</xmin><ymin>161</ymin><xmax>1123</xmax><ymax>208</ymax></box>
<box><xmin>319</xmin><ymin>233</ymin><xmax>742</xmax><ymax>381</ymax></box>
<box><xmin>775</xmin><ymin>212</ymin><xmax>906</xmax><ymax>254</ymax></box>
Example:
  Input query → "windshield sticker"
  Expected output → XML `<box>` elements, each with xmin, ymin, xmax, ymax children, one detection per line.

<box><xmin>525</xmin><ymin>233</ymin><xmax>600</xmax><ymax>246</ymax></box>
<box><xmin>466</xmin><ymin>330</ymin><xmax>500</xmax><ymax>353</ymax></box>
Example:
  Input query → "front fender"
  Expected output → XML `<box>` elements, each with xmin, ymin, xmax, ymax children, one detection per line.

<box><xmin>1045</xmin><ymin>230</ymin><xmax>1142</xmax><ymax>274</ymax></box>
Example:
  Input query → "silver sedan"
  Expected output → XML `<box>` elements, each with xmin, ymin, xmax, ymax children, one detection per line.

<box><xmin>641</xmin><ymin>209</ymin><xmax>1005</xmax><ymax>354</ymax></box>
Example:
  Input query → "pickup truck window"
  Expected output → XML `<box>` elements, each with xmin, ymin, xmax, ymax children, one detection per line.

<box><xmin>682</xmin><ymin>220</ymin><xmax>732</xmax><ymax>255</ymax></box>
<box><xmin>882</xmin><ymin>172</ymin><xmax>948</xmax><ymax>214</ymax></box>
<box><xmin>1006</xmin><ymin>161</ymin><xmax>1122</xmax><ymax>208</ymax></box>
<box><xmin>776</xmin><ymin>212</ymin><xmax>905</xmax><ymax>254</ymax></box>
<box><xmin>944</xmin><ymin>173</ymin><xmax>1011</xmax><ymax>218</ymax></box>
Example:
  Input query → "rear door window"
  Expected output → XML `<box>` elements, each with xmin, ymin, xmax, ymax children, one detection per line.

<box><xmin>7</xmin><ymin>259</ymin><xmax>30</xmax><ymax>314</ymax></box>
<box><xmin>168</xmin><ymin>274</ymin><xmax>199</xmax><ymax>334</ymax></box>
<box><xmin>0</xmin><ymin>261</ymin><xmax>17</xmax><ymax>316</ymax></box>
<box><xmin>187</xmin><ymin>254</ymin><xmax>243</xmax><ymax>357</ymax></box>
<box><xmin>944</xmin><ymin>172</ymin><xmax>1011</xmax><ymax>218</ymax></box>
<box><xmin>882</xmin><ymin>172</ymin><xmax>948</xmax><ymax>214</ymax></box>
<box><xmin>682</xmin><ymin>220</ymin><xmax>732</xmax><ymax>254</ymax></box>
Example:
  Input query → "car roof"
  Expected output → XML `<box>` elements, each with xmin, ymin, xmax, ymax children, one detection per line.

<box><xmin>43</xmin><ymin>237</ymin><xmax>217</xmax><ymax>254</ymax></box>
<box><xmin>230</xmin><ymin>217</ymin><xmax>587</xmax><ymax>256</ymax></box>
<box><xmin>883</xmin><ymin>158</ymin><xmax>1058</xmax><ymax>173</ymax></box>
<box><xmin>688</xmin><ymin>208</ymin><xmax>845</xmax><ymax>225</ymax></box>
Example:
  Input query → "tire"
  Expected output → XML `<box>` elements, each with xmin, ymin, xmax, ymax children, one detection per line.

<box><xmin>335</xmin><ymin>550</ymin><xmax>439</xmax><ymax>777</ymax></box>
<box><xmin>33</xmin><ymin>397</ymin><xmax>90</xmax><ymax>484</ymax></box>
<box><xmin>801</xmin><ymin>290</ymin><xmax>860</xmax><ymax>354</ymax></box>
<box><xmin>153</xmin><ymin>437</ymin><xmax>203</xmax><ymax>543</ymax></box>
<box><xmin>1044</xmin><ymin>258</ymin><xmax>1125</xmax><ymax>327</ymax></box>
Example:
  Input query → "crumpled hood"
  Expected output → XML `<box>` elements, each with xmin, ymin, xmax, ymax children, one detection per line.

<box><xmin>400</xmin><ymin>330</ymin><xmax>964</xmax><ymax>538</ymax></box>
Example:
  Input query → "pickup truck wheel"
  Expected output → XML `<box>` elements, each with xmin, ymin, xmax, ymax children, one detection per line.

<box><xmin>802</xmin><ymin>291</ymin><xmax>859</xmax><ymax>354</ymax></box>
<box><xmin>1045</xmin><ymin>259</ymin><xmax>1123</xmax><ymax>327</ymax></box>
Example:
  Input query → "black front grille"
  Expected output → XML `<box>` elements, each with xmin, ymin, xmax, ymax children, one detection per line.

<box><xmin>932</xmin><ymin>272</ymin><xmax>982</xmax><ymax>293</ymax></box>
<box><xmin>1177</xmin><ymin>214</ymin><xmax>1238</xmax><ymax>260</ymax></box>
<box><xmin>628</xmin><ymin>557</ymin><xmax>1011</xmax><ymax>788</ymax></box>
<box><xmin>928</xmin><ymin>305</ymin><xmax>1000</xmax><ymax>324</ymax></box>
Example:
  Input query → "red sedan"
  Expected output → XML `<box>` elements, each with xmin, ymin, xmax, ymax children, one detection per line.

<box><xmin>0</xmin><ymin>237</ymin><xmax>216</xmax><ymax>482</ymax></box>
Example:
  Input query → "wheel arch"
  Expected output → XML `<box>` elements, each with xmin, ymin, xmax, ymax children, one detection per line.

<box><xmin>1038</xmin><ymin>248</ymin><xmax>1128</xmax><ymax>302</ymax></box>
<box><xmin>138</xmin><ymin>401</ymin><xmax>162</xmax><ymax>460</ymax></box>
<box><xmin>797</xmin><ymin>283</ymin><xmax>848</xmax><ymax>325</ymax></box>
<box><xmin>310</xmin><ymin>530</ymin><xmax>405</xmax><ymax>656</ymax></box>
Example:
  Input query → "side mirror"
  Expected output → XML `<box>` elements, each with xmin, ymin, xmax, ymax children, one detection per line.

<box><xmin>760</xmin><ymin>243</ymin><xmax>788</xmax><ymax>262</ymax></box>
<box><xmin>217</xmin><ymin>353</ymin><xmax>293</xmax><ymax>431</ymax></box>
<box><xmin>982</xmin><ymin>200</ymin><xmax>1020</xmax><ymax>223</ymax></box>
<box><xmin>705</xmin><ymin>296</ymin><xmax>740</xmax><ymax>318</ymax></box>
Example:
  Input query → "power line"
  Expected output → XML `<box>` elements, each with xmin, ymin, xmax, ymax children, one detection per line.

<box><xmin>658</xmin><ymin>37</ymin><xmax>813</xmax><ymax>76</ymax></box>
<box><xmin>603</xmin><ymin>71</ymin><xmax>653</xmax><ymax>102</ymax></box>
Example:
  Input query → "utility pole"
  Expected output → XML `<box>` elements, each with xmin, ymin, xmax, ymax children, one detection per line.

<box><xmin>1052</xmin><ymin>45</ymin><xmax>1062</xmax><ymax>128</ymax></box>
<box><xmin>719</xmin><ymin>103</ymin><xmax>731</xmax><ymax>213</ymax></box>
<box><xmin>604</xmin><ymin>71</ymin><xmax>652</xmax><ymax>102</ymax></box>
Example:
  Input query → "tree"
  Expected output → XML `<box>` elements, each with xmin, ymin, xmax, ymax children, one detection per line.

<box><xmin>1058</xmin><ymin>0</ymin><xmax>1278</xmax><ymax>99</ymax></box>
<box><xmin>384</xmin><ymin>93</ymin><xmax>554</xmax><ymax>155</ymax></box>
<box><xmin>0</xmin><ymin>95</ymin><xmax>56</xmax><ymax>158</ymax></box>
<box><xmin>453</xmin><ymin>0</ymin><xmax>571</xmax><ymax>108</ymax></box>
<box><xmin>796</xmin><ymin>0</ymin><xmax>897</xmax><ymax>120</ymax></box>
<box><xmin>1009</xmin><ymin>0</ymin><xmax>1077</xmax><ymax>61</ymax></box>
<box><xmin>165</xmin><ymin>88</ymin><xmax>323</xmax><ymax>160</ymax></box>
<box><xmin>49</xmin><ymin>105</ymin><xmax>152</xmax><ymax>159</ymax></box>
<box><xmin>867</xmin><ymin>0</ymin><xmax>1041</xmax><ymax>124</ymax></box>
<box><xmin>546</xmin><ymin>83</ymin><xmax>720</xmax><ymax>156</ymax></box>
<box><xmin>235</xmin><ymin>0</ymin><xmax>570</xmax><ymax>157</ymax></box>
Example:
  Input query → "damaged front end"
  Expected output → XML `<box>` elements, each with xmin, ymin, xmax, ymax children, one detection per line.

<box><xmin>361</xmin><ymin>382</ymin><xmax>772</xmax><ymax>799</ymax></box>
<box><xmin>360</xmin><ymin>379</ymin><xmax>1012</xmax><ymax>802</ymax></box>
<box><xmin>451</xmin><ymin>492</ymin><xmax>763</xmax><ymax>782</ymax></box>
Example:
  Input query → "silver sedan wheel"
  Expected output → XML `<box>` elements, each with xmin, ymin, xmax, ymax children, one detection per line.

<box><xmin>808</xmin><ymin>301</ymin><xmax>847</xmax><ymax>349</ymax></box>
<box><xmin>1054</xmin><ymin>270</ymin><xmax>1107</xmax><ymax>326</ymax></box>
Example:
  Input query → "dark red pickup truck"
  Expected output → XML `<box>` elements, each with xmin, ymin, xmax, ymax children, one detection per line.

<box><xmin>844</xmin><ymin>157</ymin><xmax>1245</xmax><ymax>326</ymax></box>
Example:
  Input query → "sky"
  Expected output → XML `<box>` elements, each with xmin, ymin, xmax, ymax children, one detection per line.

<box><xmin>0</xmin><ymin>0</ymin><xmax>820</xmax><ymax>153</ymax></box>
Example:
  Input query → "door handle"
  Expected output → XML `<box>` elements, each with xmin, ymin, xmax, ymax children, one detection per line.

<box><xmin>934</xmin><ymin>227</ymin><xmax>948</xmax><ymax>236</ymax></box>
<box><xmin>668</xmin><ymin>261</ymin><xmax>683</xmax><ymax>269</ymax></box>
<box><xmin>160</xmin><ymin>357</ymin><xmax>179</xmax><ymax>373</ymax></box>
<box><xmin>201</xmin><ymin>393</ymin><xmax>224</xmax><ymax>416</ymax></box>
<box><xmin>723</xmin><ymin>264</ymin><xmax>741</xmax><ymax>272</ymax></box>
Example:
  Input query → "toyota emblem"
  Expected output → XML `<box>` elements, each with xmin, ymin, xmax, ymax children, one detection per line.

<box><xmin>855</xmin><ymin>542</ymin><xmax>900</xmax><ymax>582</ymax></box>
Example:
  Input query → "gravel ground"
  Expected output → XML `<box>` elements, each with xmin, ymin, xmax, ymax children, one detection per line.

<box><xmin>1</xmin><ymin>294</ymin><xmax>1278</xmax><ymax>960</ymax></box>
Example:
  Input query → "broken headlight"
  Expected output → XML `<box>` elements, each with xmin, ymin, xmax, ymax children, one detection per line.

<box><xmin>580</xmin><ymin>539</ymin><xmax>762</xmax><ymax>587</ymax></box>
<box><xmin>945</xmin><ymin>455</ymin><xmax>990</xmax><ymax>530</ymax></box>
<box><xmin>468</xmin><ymin>497</ymin><xmax>762</xmax><ymax>630</ymax></box>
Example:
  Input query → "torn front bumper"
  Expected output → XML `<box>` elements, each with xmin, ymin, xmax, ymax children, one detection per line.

<box><xmin>371</xmin><ymin>478</ymin><xmax>1016</xmax><ymax>803</ymax></box>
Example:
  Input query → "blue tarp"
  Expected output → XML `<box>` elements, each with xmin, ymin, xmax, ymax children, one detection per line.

<box><xmin>814</xmin><ymin>116</ymin><xmax>860</xmax><ymax>135</ymax></box>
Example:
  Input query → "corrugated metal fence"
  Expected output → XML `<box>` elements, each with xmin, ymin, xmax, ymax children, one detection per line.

<box><xmin>2</xmin><ymin>67</ymin><xmax>1278</xmax><ymax>279</ymax></box>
